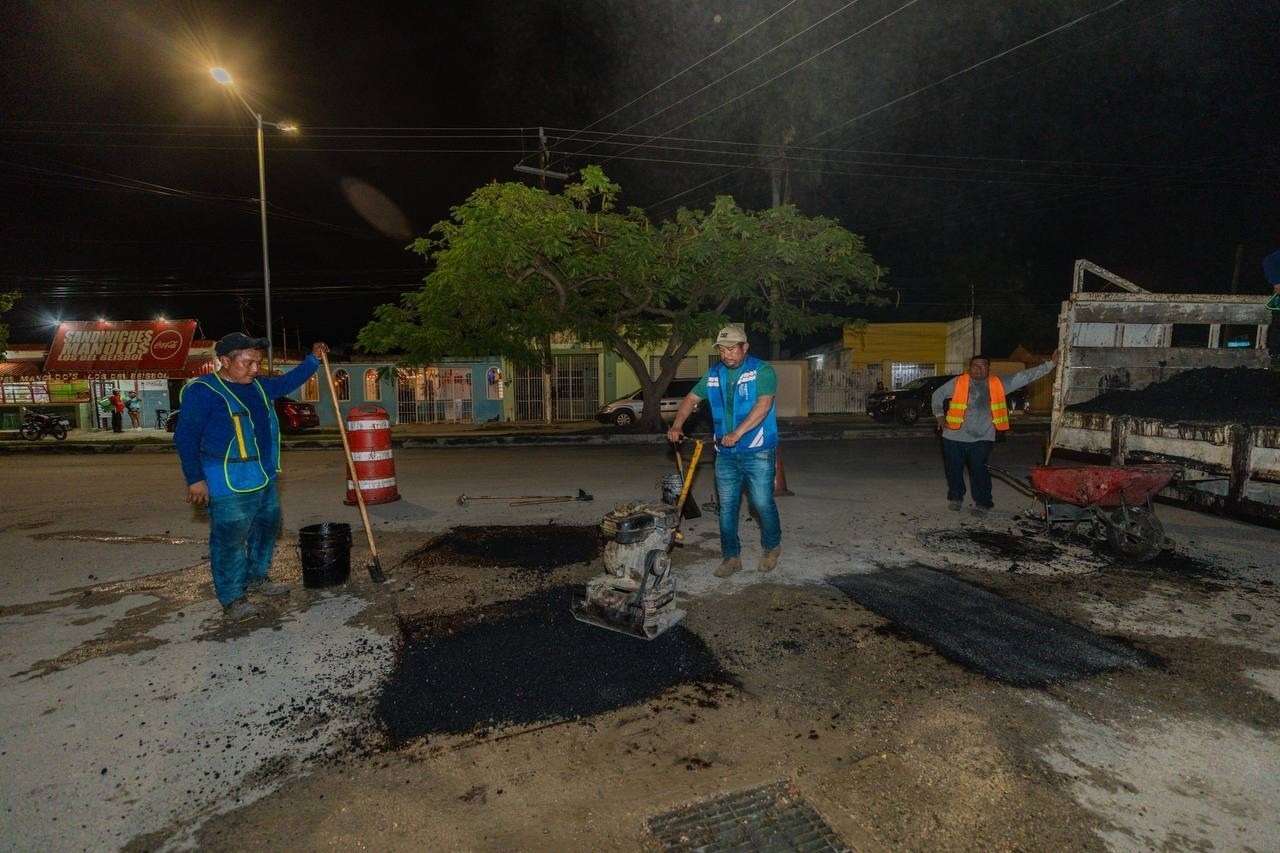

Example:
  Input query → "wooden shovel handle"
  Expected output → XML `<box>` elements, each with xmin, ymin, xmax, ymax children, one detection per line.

<box><xmin>320</xmin><ymin>352</ymin><xmax>379</xmax><ymax>560</ymax></box>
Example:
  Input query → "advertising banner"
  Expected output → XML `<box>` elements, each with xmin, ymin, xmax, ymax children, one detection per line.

<box><xmin>44</xmin><ymin>320</ymin><xmax>198</xmax><ymax>376</ymax></box>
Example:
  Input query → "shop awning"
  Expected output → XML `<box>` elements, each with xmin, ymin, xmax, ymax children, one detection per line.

<box><xmin>0</xmin><ymin>362</ymin><xmax>42</xmax><ymax>378</ymax></box>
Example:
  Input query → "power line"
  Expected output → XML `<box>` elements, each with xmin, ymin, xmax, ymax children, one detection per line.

<box><xmin>556</xmin><ymin>0</ymin><xmax>803</xmax><ymax>153</ymax></box>
<box><xmin>560</xmin><ymin>0</ymin><xmax>862</xmax><ymax>165</ymax></box>
<box><xmin>588</xmin><ymin>0</ymin><xmax>919</xmax><ymax>171</ymax></box>
<box><xmin>641</xmin><ymin>0</ymin><xmax>1134</xmax><ymax>216</ymax></box>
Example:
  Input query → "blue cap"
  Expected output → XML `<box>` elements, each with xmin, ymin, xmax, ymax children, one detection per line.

<box><xmin>215</xmin><ymin>333</ymin><xmax>269</xmax><ymax>357</ymax></box>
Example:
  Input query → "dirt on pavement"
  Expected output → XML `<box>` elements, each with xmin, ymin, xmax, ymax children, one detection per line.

<box><xmin>186</xmin><ymin>512</ymin><xmax>1280</xmax><ymax>851</ymax></box>
<box><xmin>5</xmin><ymin>440</ymin><xmax>1277</xmax><ymax>851</ymax></box>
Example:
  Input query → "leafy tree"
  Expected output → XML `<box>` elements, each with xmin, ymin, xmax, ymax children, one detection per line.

<box><xmin>359</xmin><ymin>168</ymin><xmax>886</xmax><ymax>430</ymax></box>
<box><xmin>680</xmin><ymin>198</ymin><xmax>887</xmax><ymax>359</ymax></box>
<box><xmin>0</xmin><ymin>290</ymin><xmax>19</xmax><ymax>356</ymax></box>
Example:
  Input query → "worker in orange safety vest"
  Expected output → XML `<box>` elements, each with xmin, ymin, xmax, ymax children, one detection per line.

<box><xmin>930</xmin><ymin>352</ymin><xmax>1057</xmax><ymax>516</ymax></box>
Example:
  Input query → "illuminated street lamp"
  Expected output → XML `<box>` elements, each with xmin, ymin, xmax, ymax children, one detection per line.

<box><xmin>210</xmin><ymin>66</ymin><xmax>296</xmax><ymax>373</ymax></box>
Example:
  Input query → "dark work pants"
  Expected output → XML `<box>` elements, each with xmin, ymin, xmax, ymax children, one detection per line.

<box><xmin>942</xmin><ymin>438</ymin><xmax>994</xmax><ymax>508</ymax></box>
<box><xmin>111</xmin><ymin>411</ymin><xmax>123</xmax><ymax>433</ymax></box>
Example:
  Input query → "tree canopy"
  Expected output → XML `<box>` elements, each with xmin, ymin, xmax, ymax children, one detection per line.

<box><xmin>358</xmin><ymin>167</ymin><xmax>886</xmax><ymax>429</ymax></box>
<box><xmin>0</xmin><ymin>290</ymin><xmax>20</xmax><ymax>356</ymax></box>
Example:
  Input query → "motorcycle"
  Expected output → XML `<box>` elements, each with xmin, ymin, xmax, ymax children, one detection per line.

<box><xmin>20</xmin><ymin>409</ymin><xmax>71</xmax><ymax>441</ymax></box>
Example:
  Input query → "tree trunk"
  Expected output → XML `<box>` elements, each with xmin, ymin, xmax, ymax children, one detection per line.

<box><xmin>541</xmin><ymin>335</ymin><xmax>554</xmax><ymax>424</ymax></box>
<box><xmin>613</xmin><ymin>337</ymin><xmax>695</xmax><ymax>433</ymax></box>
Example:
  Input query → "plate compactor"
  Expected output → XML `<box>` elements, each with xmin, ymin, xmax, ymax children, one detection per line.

<box><xmin>571</xmin><ymin>440</ymin><xmax>704</xmax><ymax>640</ymax></box>
<box><xmin>571</xmin><ymin>502</ymin><xmax>687</xmax><ymax>640</ymax></box>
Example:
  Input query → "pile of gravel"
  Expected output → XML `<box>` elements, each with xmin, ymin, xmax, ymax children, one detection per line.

<box><xmin>1069</xmin><ymin>367</ymin><xmax>1280</xmax><ymax>425</ymax></box>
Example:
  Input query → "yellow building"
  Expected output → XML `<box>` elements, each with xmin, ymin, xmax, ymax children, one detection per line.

<box><xmin>841</xmin><ymin>318</ymin><xmax>981</xmax><ymax>388</ymax></box>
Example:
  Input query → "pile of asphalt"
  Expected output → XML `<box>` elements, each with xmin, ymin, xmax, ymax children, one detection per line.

<box><xmin>1069</xmin><ymin>367</ymin><xmax>1280</xmax><ymax>425</ymax></box>
<box><xmin>402</xmin><ymin>524</ymin><xmax>601</xmax><ymax>572</ymax></box>
<box><xmin>375</xmin><ymin>585</ymin><xmax>728</xmax><ymax>744</ymax></box>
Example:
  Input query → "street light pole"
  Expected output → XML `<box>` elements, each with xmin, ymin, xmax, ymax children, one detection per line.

<box><xmin>253</xmin><ymin>111</ymin><xmax>274</xmax><ymax>374</ymax></box>
<box><xmin>211</xmin><ymin>67</ymin><xmax>293</xmax><ymax>374</ymax></box>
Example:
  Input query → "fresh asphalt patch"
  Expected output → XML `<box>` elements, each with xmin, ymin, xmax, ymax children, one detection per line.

<box><xmin>401</xmin><ymin>524</ymin><xmax>601</xmax><ymax>573</ymax></box>
<box><xmin>828</xmin><ymin>565</ymin><xmax>1157</xmax><ymax>687</ymax></box>
<box><xmin>374</xmin><ymin>585</ymin><xmax>729</xmax><ymax>745</ymax></box>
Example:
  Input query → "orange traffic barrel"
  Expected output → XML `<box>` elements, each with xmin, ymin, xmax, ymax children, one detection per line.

<box><xmin>343</xmin><ymin>405</ymin><xmax>401</xmax><ymax>505</ymax></box>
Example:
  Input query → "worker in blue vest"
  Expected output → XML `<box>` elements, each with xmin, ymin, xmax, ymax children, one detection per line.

<box><xmin>668</xmin><ymin>325</ymin><xmax>781</xmax><ymax>578</ymax></box>
<box><xmin>175</xmin><ymin>333</ymin><xmax>328</xmax><ymax>622</ymax></box>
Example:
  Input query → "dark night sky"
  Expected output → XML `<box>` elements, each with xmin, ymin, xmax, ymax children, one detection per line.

<box><xmin>2</xmin><ymin>0</ymin><xmax>1278</xmax><ymax>355</ymax></box>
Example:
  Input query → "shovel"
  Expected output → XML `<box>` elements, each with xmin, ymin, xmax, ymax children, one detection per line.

<box><xmin>671</xmin><ymin>439</ymin><xmax>704</xmax><ymax>543</ymax></box>
<box><xmin>672</xmin><ymin>444</ymin><xmax>702</xmax><ymax>520</ymax></box>
<box><xmin>320</xmin><ymin>351</ymin><xmax>387</xmax><ymax>584</ymax></box>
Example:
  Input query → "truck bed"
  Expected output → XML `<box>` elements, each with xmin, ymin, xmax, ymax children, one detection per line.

<box><xmin>1049</xmin><ymin>261</ymin><xmax>1278</xmax><ymax>522</ymax></box>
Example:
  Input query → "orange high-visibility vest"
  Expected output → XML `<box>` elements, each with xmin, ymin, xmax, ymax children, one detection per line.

<box><xmin>945</xmin><ymin>374</ymin><xmax>1009</xmax><ymax>431</ymax></box>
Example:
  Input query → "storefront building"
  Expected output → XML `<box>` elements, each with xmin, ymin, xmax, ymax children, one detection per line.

<box><xmin>0</xmin><ymin>320</ymin><xmax>213</xmax><ymax>431</ymax></box>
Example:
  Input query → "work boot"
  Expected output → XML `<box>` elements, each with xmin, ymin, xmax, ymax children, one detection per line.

<box><xmin>713</xmin><ymin>556</ymin><xmax>742</xmax><ymax>578</ymax></box>
<box><xmin>223</xmin><ymin>598</ymin><xmax>259</xmax><ymax>622</ymax></box>
<box><xmin>970</xmin><ymin>505</ymin><xmax>990</xmax><ymax>517</ymax></box>
<box><xmin>247</xmin><ymin>579</ymin><xmax>291</xmax><ymax>597</ymax></box>
<box><xmin>758</xmin><ymin>547</ymin><xmax>781</xmax><ymax>573</ymax></box>
<box><xmin>947</xmin><ymin>500</ymin><xmax>962</xmax><ymax>512</ymax></box>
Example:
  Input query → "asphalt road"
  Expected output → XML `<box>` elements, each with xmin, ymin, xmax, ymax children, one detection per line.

<box><xmin>2</xmin><ymin>436</ymin><xmax>1278</xmax><ymax>849</ymax></box>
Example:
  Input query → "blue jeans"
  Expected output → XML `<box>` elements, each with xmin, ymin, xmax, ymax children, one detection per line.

<box><xmin>715</xmin><ymin>449</ymin><xmax>781</xmax><ymax>558</ymax></box>
<box><xmin>207</xmin><ymin>481</ymin><xmax>281</xmax><ymax>606</ymax></box>
<box><xmin>942</xmin><ymin>438</ymin><xmax>994</xmax><ymax>508</ymax></box>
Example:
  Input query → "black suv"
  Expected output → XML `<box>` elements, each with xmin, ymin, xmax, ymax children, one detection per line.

<box><xmin>867</xmin><ymin>375</ymin><xmax>956</xmax><ymax>425</ymax></box>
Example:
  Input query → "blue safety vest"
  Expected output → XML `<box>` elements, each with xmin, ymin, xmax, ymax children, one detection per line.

<box><xmin>706</xmin><ymin>355</ymin><xmax>778</xmax><ymax>454</ymax></box>
<box><xmin>181</xmin><ymin>374</ymin><xmax>277</xmax><ymax>494</ymax></box>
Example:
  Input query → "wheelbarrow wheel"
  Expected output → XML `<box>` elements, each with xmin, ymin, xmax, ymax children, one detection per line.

<box><xmin>1105</xmin><ymin>507</ymin><xmax>1165</xmax><ymax>561</ymax></box>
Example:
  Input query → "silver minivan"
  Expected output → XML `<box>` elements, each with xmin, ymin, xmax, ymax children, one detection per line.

<box><xmin>596</xmin><ymin>379</ymin><xmax>705</xmax><ymax>428</ymax></box>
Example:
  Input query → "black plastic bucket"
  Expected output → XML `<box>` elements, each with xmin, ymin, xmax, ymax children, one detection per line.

<box><xmin>299</xmin><ymin>523</ymin><xmax>351</xmax><ymax>588</ymax></box>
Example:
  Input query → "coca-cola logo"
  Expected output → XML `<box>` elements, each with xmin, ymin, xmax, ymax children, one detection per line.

<box><xmin>150</xmin><ymin>329</ymin><xmax>184</xmax><ymax>361</ymax></box>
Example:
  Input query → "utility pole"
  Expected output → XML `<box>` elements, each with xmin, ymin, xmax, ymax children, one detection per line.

<box><xmin>513</xmin><ymin>127</ymin><xmax>569</xmax><ymax>183</ymax></box>
<box><xmin>970</xmin><ymin>281</ymin><xmax>977</xmax><ymax>357</ymax></box>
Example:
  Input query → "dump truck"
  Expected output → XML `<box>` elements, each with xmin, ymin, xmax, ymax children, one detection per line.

<box><xmin>1048</xmin><ymin>260</ymin><xmax>1280</xmax><ymax>522</ymax></box>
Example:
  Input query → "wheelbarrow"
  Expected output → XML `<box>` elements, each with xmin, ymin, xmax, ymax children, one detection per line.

<box><xmin>987</xmin><ymin>463</ymin><xmax>1178</xmax><ymax>561</ymax></box>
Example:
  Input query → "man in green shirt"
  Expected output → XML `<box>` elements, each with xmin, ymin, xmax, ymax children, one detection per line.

<box><xmin>668</xmin><ymin>325</ymin><xmax>782</xmax><ymax>577</ymax></box>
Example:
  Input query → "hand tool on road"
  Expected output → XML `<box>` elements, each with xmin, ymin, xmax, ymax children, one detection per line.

<box><xmin>456</xmin><ymin>490</ymin><xmax>592</xmax><ymax>507</ymax></box>
<box><xmin>672</xmin><ymin>444</ymin><xmax>701</xmax><ymax>520</ymax></box>
<box><xmin>321</xmin><ymin>351</ymin><xmax>387</xmax><ymax>583</ymax></box>
<box><xmin>509</xmin><ymin>489</ymin><xmax>594</xmax><ymax>506</ymax></box>
<box><xmin>672</xmin><ymin>439</ymin><xmax>703</xmax><ymax>543</ymax></box>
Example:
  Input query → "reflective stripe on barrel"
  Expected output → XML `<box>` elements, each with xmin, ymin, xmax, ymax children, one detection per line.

<box><xmin>346</xmin><ymin>418</ymin><xmax>391</xmax><ymax>431</ymax></box>
<box><xmin>343</xmin><ymin>404</ymin><xmax>401</xmax><ymax>505</ymax></box>
<box><xmin>347</xmin><ymin>476</ymin><xmax>397</xmax><ymax>491</ymax></box>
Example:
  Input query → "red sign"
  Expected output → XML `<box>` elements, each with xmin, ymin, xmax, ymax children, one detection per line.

<box><xmin>44</xmin><ymin>320</ymin><xmax>198</xmax><ymax>375</ymax></box>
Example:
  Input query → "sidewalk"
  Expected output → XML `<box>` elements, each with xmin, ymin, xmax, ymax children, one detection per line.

<box><xmin>0</xmin><ymin>414</ymin><xmax>1051</xmax><ymax>453</ymax></box>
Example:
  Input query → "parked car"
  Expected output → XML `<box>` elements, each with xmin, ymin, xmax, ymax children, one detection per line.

<box><xmin>867</xmin><ymin>375</ymin><xmax>957</xmax><ymax>425</ymax></box>
<box><xmin>165</xmin><ymin>397</ymin><xmax>320</xmax><ymax>434</ymax></box>
<box><xmin>596</xmin><ymin>379</ymin><xmax>708</xmax><ymax>429</ymax></box>
<box><xmin>868</xmin><ymin>375</ymin><xmax>1032</xmax><ymax>425</ymax></box>
<box><xmin>274</xmin><ymin>397</ymin><xmax>320</xmax><ymax>432</ymax></box>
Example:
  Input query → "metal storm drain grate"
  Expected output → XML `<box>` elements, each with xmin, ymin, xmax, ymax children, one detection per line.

<box><xmin>647</xmin><ymin>781</ymin><xmax>850</xmax><ymax>852</ymax></box>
